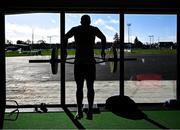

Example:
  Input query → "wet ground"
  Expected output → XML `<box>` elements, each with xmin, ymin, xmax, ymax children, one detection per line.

<box><xmin>6</xmin><ymin>54</ymin><xmax>177</xmax><ymax>105</ymax></box>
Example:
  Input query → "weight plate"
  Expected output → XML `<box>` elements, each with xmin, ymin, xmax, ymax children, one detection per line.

<box><xmin>51</xmin><ymin>48</ymin><xmax>58</xmax><ymax>74</ymax></box>
<box><xmin>108</xmin><ymin>47</ymin><xmax>117</xmax><ymax>73</ymax></box>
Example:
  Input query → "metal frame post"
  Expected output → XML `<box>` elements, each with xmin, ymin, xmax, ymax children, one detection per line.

<box><xmin>61</xmin><ymin>12</ymin><xmax>66</xmax><ymax>106</ymax></box>
<box><xmin>177</xmin><ymin>11</ymin><xmax>180</xmax><ymax>100</ymax></box>
<box><xmin>0</xmin><ymin>11</ymin><xmax>6</xmax><ymax>129</ymax></box>
<box><xmin>120</xmin><ymin>12</ymin><xmax>125</xmax><ymax>96</ymax></box>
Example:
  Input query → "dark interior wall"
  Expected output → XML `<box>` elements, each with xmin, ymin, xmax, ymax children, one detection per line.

<box><xmin>0</xmin><ymin>2</ymin><xmax>179</xmax><ymax>129</ymax></box>
<box><xmin>1</xmin><ymin>0</ymin><xmax>179</xmax><ymax>13</ymax></box>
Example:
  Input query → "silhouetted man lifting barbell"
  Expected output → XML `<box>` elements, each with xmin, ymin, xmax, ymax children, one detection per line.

<box><xmin>64</xmin><ymin>15</ymin><xmax>106</xmax><ymax>120</ymax></box>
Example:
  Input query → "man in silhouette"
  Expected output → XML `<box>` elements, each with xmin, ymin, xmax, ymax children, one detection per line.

<box><xmin>64</xmin><ymin>15</ymin><xmax>106</xmax><ymax>120</ymax></box>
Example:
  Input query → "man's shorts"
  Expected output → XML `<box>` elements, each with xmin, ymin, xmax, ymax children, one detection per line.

<box><xmin>74</xmin><ymin>63</ymin><xmax>96</xmax><ymax>82</ymax></box>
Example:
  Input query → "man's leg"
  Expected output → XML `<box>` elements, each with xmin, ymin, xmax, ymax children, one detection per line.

<box><xmin>76</xmin><ymin>80</ymin><xmax>84</xmax><ymax>116</ymax></box>
<box><xmin>86</xmin><ymin>64</ymin><xmax>95</xmax><ymax>120</ymax></box>
<box><xmin>74</xmin><ymin>64</ymin><xmax>84</xmax><ymax>119</ymax></box>
<box><xmin>87</xmin><ymin>80</ymin><xmax>95</xmax><ymax>114</ymax></box>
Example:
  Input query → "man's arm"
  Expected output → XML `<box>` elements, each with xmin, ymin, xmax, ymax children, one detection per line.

<box><xmin>95</xmin><ymin>28</ymin><xmax>106</xmax><ymax>59</ymax></box>
<box><xmin>64</xmin><ymin>27</ymin><xmax>75</xmax><ymax>58</ymax></box>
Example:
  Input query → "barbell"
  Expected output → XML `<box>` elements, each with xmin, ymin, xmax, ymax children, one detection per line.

<box><xmin>29</xmin><ymin>48</ymin><xmax>142</xmax><ymax>74</ymax></box>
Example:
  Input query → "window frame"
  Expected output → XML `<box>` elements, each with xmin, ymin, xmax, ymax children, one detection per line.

<box><xmin>0</xmin><ymin>9</ymin><xmax>179</xmax><ymax>108</ymax></box>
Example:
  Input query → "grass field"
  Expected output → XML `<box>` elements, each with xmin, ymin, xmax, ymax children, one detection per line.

<box><xmin>131</xmin><ymin>49</ymin><xmax>177</xmax><ymax>54</ymax></box>
<box><xmin>5</xmin><ymin>48</ymin><xmax>177</xmax><ymax>57</ymax></box>
<box><xmin>5</xmin><ymin>49</ymin><xmax>52</xmax><ymax>57</ymax></box>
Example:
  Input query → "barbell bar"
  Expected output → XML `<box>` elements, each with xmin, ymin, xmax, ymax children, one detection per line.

<box><xmin>29</xmin><ymin>48</ymin><xmax>141</xmax><ymax>74</ymax></box>
<box><xmin>28</xmin><ymin>58</ymin><xmax>137</xmax><ymax>63</ymax></box>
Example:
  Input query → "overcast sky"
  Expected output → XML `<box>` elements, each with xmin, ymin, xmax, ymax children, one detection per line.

<box><xmin>5</xmin><ymin>13</ymin><xmax>177</xmax><ymax>44</ymax></box>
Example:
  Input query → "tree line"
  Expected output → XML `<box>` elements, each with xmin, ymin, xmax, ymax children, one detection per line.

<box><xmin>5</xmin><ymin>33</ymin><xmax>177</xmax><ymax>51</ymax></box>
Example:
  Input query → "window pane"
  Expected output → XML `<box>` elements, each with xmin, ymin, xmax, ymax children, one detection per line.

<box><xmin>5</xmin><ymin>13</ymin><xmax>60</xmax><ymax>105</ymax></box>
<box><xmin>124</xmin><ymin>14</ymin><xmax>177</xmax><ymax>103</ymax></box>
<box><xmin>65</xmin><ymin>13</ymin><xmax>120</xmax><ymax>104</ymax></box>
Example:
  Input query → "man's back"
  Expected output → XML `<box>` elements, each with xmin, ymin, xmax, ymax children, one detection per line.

<box><xmin>66</xmin><ymin>24</ymin><xmax>105</xmax><ymax>64</ymax></box>
<box><xmin>73</xmin><ymin>25</ymin><xmax>99</xmax><ymax>63</ymax></box>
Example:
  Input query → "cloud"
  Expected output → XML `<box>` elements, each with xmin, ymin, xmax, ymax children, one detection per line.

<box><xmin>6</xmin><ymin>22</ymin><xmax>32</xmax><ymax>34</ymax></box>
<box><xmin>51</xmin><ymin>19</ymin><xmax>57</xmax><ymax>24</ymax></box>
<box><xmin>96</xmin><ymin>35</ymin><xmax>114</xmax><ymax>43</ymax></box>
<box><xmin>5</xmin><ymin>22</ymin><xmax>60</xmax><ymax>44</ymax></box>
<box><xmin>5</xmin><ymin>14</ymin><xmax>119</xmax><ymax>44</ymax></box>
<box><xmin>104</xmin><ymin>25</ymin><xmax>117</xmax><ymax>33</ymax></box>
<box><xmin>94</xmin><ymin>18</ymin><xmax>106</xmax><ymax>25</ymax></box>
<box><xmin>109</xmin><ymin>19</ymin><xmax>119</xmax><ymax>24</ymax></box>
<box><xmin>94</xmin><ymin>18</ymin><xmax>117</xmax><ymax>33</ymax></box>
<box><xmin>66</xmin><ymin>14</ymin><xmax>82</xmax><ymax>18</ymax></box>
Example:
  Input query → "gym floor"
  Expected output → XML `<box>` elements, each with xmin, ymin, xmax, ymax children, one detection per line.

<box><xmin>4</xmin><ymin>110</ymin><xmax>180</xmax><ymax>129</ymax></box>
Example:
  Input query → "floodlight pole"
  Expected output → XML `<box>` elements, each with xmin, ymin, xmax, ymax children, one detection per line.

<box><xmin>127</xmin><ymin>23</ymin><xmax>131</xmax><ymax>43</ymax></box>
<box><xmin>47</xmin><ymin>35</ymin><xmax>57</xmax><ymax>49</ymax></box>
<box><xmin>32</xmin><ymin>29</ymin><xmax>34</xmax><ymax>44</ymax></box>
<box><xmin>149</xmin><ymin>35</ymin><xmax>154</xmax><ymax>47</ymax></box>
<box><xmin>149</xmin><ymin>35</ymin><xmax>152</xmax><ymax>44</ymax></box>
<box><xmin>31</xmin><ymin>28</ymin><xmax>34</xmax><ymax>50</ymax></box>
<box><xmin>47</xmin><ymin>36</ymin><xmax>52</xmax><ymax>44</ymax></box>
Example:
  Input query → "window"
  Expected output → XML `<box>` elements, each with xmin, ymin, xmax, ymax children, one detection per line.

<box><xmin>5</xmin><ymin>13</ymin><xmax>61</xmax><ymax>105</ymax></box>
<box><xmin>65</xmin><ymin>13</ymin><xmax>120</xmax><ymax>104</ymax></box>
<box><xmin>124</xmin><ymin>14</ymin><xmax>177</xmax><ymax>103</ymax></box>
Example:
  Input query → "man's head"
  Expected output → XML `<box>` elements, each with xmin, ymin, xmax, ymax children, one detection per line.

<box><xmin>81</xmin><ymin>15</ymin><xmax>91</xmax><ymax>25</ymax></box>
